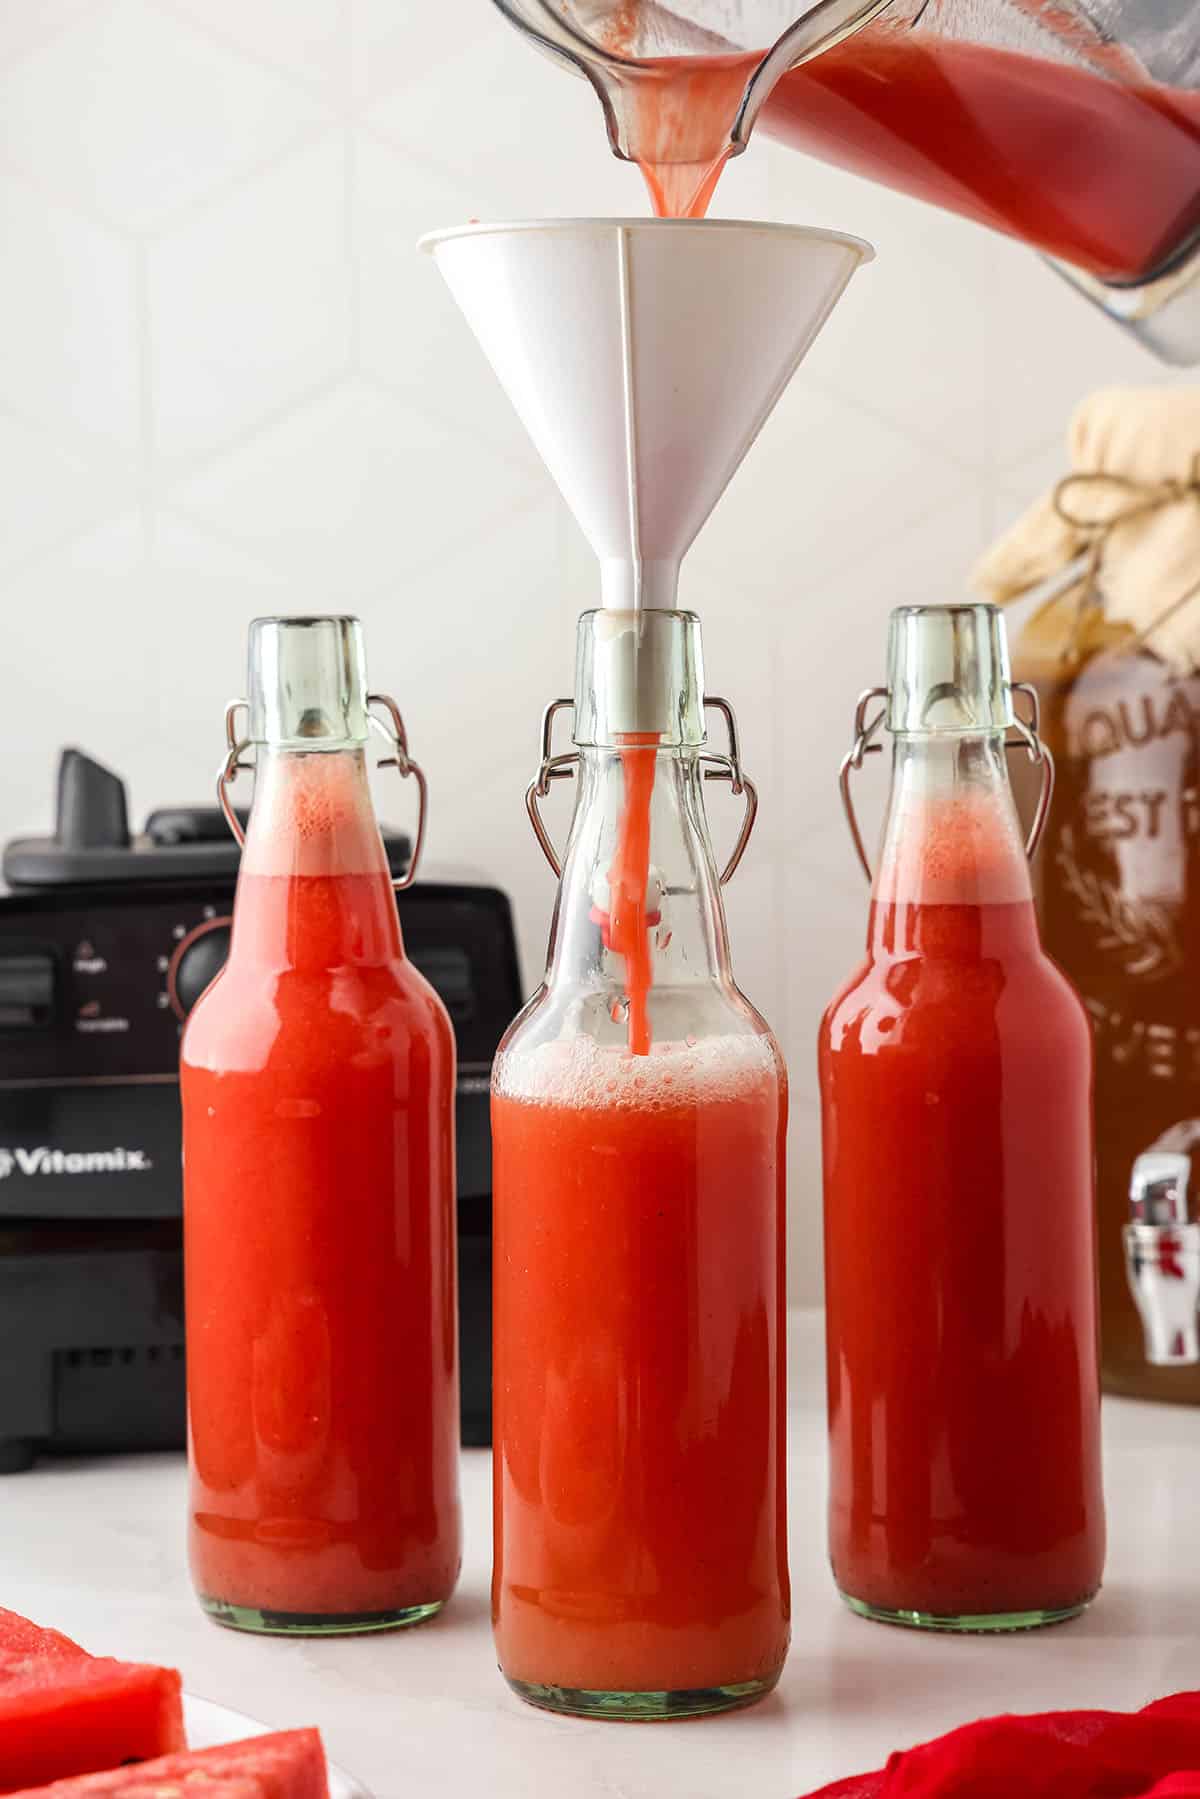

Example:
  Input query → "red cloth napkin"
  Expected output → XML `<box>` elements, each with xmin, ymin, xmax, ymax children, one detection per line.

<box><xmin>805</xmin><ymin>1692</ymin><xmax>1200</xmax><ymax>1798</ymax></box>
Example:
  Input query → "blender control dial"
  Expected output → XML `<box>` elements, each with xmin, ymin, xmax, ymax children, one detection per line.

<box><xmin>168</xmin><ymin>918</ymin><xmax>232</xmax><ymax>1021</ymax></box>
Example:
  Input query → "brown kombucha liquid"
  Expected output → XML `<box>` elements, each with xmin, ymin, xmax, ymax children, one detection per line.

<box><xmin>1012</xmin><ymin>594</ymin><xmax>1200</xmax><ymax>1403</ymax></box>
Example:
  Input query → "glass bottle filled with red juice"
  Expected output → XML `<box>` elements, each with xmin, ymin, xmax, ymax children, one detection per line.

<box><xmin>491</xmin><ymin>608</ymin><xmax>789</xmax><ymax>1719</ymax></box>
<box><xmin>181</xmin><ymin>615</ymin><xmax>461</xmax><ymax>1635</ymax></box>
<box><xmin>819</xmin><ymin>603</ymin><xmax>1105</xmax><ymax>1632</ymax></box>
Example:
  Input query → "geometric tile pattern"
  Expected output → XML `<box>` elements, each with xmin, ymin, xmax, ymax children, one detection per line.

<box><xmin>0</xmin><ymin>0</ymin><xmax>1190</xmax><ymax>1296</ymax></box>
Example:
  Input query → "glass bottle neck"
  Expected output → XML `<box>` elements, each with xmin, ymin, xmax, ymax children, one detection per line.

<box><xmin>545</xmin><ymin>742</ymin><xmax>735</xmax><ymax>1038</ymax></box>
<box><xmin>869</xmin><ymin>732</ymin><xmax>1038</xmax><ymax>958</ymax></box>
<box><xmin>231</xmin><ymin>745</ymin><xmax>401</xmax><ymax>969</ymax></box>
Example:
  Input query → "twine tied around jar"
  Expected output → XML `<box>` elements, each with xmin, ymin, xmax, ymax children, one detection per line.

<box><xmin>1050</xmin><ymin>452</ymin><xmax>1200</xmax><ymax>666</ymax></box>
<box><xmin>974</xmin><ymin>389</ymin><xmax>1200</xmax><ymax>677</ymax></box>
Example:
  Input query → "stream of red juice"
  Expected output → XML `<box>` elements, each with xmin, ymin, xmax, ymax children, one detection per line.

<box><xmin>624</xmin><ymin>53</ymin><xmax>759</xmax><ymax>217</ymax></box>
<box><xmin>604</xmin><ymin>20</ymin><xmax>1199</xmax><ymax>1059</ymax></box>
<box><xmin>603</xmin><ymin>45</ymin><xmax>748</xmax><ymax>1054</ymax></box>
<box><xmin>606</xmin><ymin>733</ymin><xmax>657</xmax><ymax>1056</ymax></box>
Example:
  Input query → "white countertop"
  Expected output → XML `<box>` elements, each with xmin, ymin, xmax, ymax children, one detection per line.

<box><xmin>3</xmin><ymin>1311</ymin><xmax>1197</xmax><ymax>1799</ymax></box>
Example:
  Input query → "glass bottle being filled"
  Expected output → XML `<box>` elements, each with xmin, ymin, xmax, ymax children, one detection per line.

<box><xmin>491</xmin><ymin>608</ymin><xmax>789</xmax><ymax>1718</ymax></box>
<box><xmin>182</xmin><ymin>615</ymin><xmax>461</xmax><ymax>1634</ymax></box>
<box><xmin>820</xmin><ymin>604</ymin><xmax>1105</xmax><ymax>1630</ymax></box>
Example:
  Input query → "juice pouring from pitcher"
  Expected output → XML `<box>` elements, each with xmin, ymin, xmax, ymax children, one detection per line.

<box><xmin>519</xmin><ymin>0</ymin><xmax>1198</xmax><ymax>1034</ymax></box>
<box><xmin>494</xmin><ymin>0</ymin><xmax>1200</xmax><ymax>339</ymax></box>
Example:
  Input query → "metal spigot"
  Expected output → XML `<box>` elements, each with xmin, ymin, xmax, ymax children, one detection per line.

<box><xmin>1124</xmin><ymin>1151</ymin><xmax>1200</xmax><ymax>1366</ymax></box>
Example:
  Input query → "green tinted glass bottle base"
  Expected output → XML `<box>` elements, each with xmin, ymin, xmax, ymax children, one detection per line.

<box><xmin>505</xmin><ymin>1671</ymin><xmax>779</xmax><ymax>1721</ymax></box>
<box><xmin>198</xmin><ymin>1595</ymin><xmax>444</xmax><ymax>1637</ymax></box>
<box><xmin>839</xmin><ymin>1590</ymin><xmax>1096</xmax><ymax>1634</ymax></box>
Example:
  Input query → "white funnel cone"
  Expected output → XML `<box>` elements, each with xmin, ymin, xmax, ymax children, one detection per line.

<box><xmin>420</xmin><ymin>218</ymin><xmax>873</xmax><ymax>609</ymax></box>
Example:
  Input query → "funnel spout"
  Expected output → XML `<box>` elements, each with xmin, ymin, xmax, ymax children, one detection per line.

<box><xmin>421</xmin><ymin>219</ymin><xmax>873</xmax><ymax>611</ymax></box>
<box><xmin>602</xmin><ymin>556</ymin><xmax>680</xmax><ymax>611</ymax></box>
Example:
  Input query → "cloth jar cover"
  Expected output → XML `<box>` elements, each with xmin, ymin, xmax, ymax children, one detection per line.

<box><xmin>972</xmin><ymin>386</ymin><xmax>1200</xmax><ymax>672</ymax></box>
<box><xmin>803</xmin><ymin>1691</ymin><xmax>1200</xmax><ymax>1798</ymax></box>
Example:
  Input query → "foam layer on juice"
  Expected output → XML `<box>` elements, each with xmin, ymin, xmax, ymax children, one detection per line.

<box><xmin>494</xmin><ymin>1030</ymin><xmax>778</xmax><ymax>1110</ymax></box>
<box><xmin>875</xmin><ymin>788</ymin><xmax>1032</xmax><ymax>908</ymax></box>
<box><xmin>241</xmin><ymin>749</ymin><xmax>388</xmax><ymax>879</ymax></box>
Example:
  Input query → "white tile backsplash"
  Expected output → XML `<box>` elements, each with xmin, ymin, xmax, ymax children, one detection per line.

<box><xmin>0</xmin><ymin>0</ymin><xmax>1191</xmax><ymax>1300</ymax></box>
<box><xmin>0</xmin><ymin>173</ymin><xmax>139</xmax><ymax>456</ymax></box>
<box><xmin>159</xmin><ymin>0</ymin><xmax>346</xmax><ymax>101</ymax></box>
<box><xmin>0</xmin><ymin>0</ymin><xmax>331</xmax><ymax>231</ymax></box>
<box><xmin>362</xmin><ymin>4</ymin><xmax>637</xmax><ymax>220</ymax></box>
<box><xmin>168</xmin><ymin>377</ymin><xmax>544</xmax><ymax>592</ymax></box>
<box><xmin>354</xmin><ymin>133</ymin><xmax>544</xmax><ymax>455</ymax></box>
<box><xmin>0</xmin><ymin>413</ymin><xmax>133</xmax><ymax>574</ymax></box>
<box><xmin>0</xmin><ymin>0</ymin><xmax>96</xmax><ymax>71</ymax></box>
<box><xmin>149</xmin><ymin>131</ymin><xmax>352</xmax><ymax>460</ymax></box>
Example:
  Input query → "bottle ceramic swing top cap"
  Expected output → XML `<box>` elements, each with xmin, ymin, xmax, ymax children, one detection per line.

<box><xmin>887</xmin><ymin>604</ymin><xmax>1016</xmax><ymax>736</ymax></box>
<box><xmin>247</xmin><ymin>615</ymin><xmax>371</xmax><ymax>750</ymax></box>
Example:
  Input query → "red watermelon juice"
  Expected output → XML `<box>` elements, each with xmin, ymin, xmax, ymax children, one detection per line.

<box><xmin>182</xmin><ymin>749</ymin><xmax>461</xmax><ymax>1631</ymax></box>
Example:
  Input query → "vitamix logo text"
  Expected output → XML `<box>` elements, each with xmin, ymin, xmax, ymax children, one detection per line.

<box><xmin>0</xmin><ymin>1147</ymin><xmax>152</xmax><ymax>1178</ymax></box>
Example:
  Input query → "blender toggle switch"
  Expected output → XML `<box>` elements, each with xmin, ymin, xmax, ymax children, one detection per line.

<box><xmin>1124</xmin><ymin>1150</ymin><xmax>1200</xmax><ymax>1366</ymax></box>
<box><xmin>0</xmin><ymin>950</ymin><xmax>56</xmax><ymax>1029</ymax></box>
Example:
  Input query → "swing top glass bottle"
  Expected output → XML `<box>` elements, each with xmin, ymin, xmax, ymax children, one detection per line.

<box><xmin>490</xmin><ymin>607</ymin><xmax>790</xmax><ymax>1719</ymax></box>
<box><xmin>182</xmin><ymin>614</ymin><xmax>461</xmax><ymax>1636</ymax></box>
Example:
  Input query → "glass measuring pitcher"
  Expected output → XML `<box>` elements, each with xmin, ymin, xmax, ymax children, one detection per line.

<box><xmin>494</xmin><ymin>0</ymin><xmax>1200</xmax><ymax>361</ymax></box>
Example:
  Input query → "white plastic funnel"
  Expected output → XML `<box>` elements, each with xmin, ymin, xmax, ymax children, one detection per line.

<box><xmin>420</xmin><ymin>218</ymin><xmax>872</xmax><ymax>609</ymax></box>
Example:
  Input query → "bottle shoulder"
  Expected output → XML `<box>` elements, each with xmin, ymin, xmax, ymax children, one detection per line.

<box><xmin>821</xmin><ymin>941</ymin><xmax>1092</xmax><ymax>1061</ymax></box>
<box><xmin>181</xmin><ymin>954</ymin><xmax>452</xmax><ymax>1075</ymax></box>
<box><xmin>498</xmin><ymin>979</ymin><xmax>781</xmax><ymax>1060</ymax></box>
<box><xmin>819</xmin><ymin>957</ymin><xmax>873</xmax><ymax>1038</ymax></box>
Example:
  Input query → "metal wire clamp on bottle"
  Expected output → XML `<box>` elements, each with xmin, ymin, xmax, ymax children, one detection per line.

<box><xmin>838</xmin><ymin>678</ymin><xmax>1055</xmax><ymax>884</ymax></box>
<box><xmin>526</xmin><ymin>694</ymin><xmax>759</xmax><ymax>884</ymax></box>
<box><xmin>218</xmin><ymin>692</ymin><xmax>428</xmax><ymax>891</ymax></box>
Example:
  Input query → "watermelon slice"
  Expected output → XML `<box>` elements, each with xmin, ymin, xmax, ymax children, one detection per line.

<box><xmin>0</xmin><ymin>1610</ymin><xmax>183</xmax><ymax>1793</ymax></box>
<box><xmin>0</xmin><ymin>1609</ymin><xmax>88</xmax><ymax>1666</ymax></box>
<box><xmin>4</xmin><ymin>1729</ymin><xmax>329</xmax><ymax>1799</ymax></box>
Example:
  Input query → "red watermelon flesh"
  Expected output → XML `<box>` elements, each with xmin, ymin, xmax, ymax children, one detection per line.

<box><xmin>3</xmin><ymin>1729</ymin><xmax>329</xmax><ymax>1799</ymax></box>
<box><xmin>0</xmin><ymin>1639</ymin><xmax>184</xmax><ymax>1792</ymax></box>
<box><xmin>0</xmin><ymin>1610</ymin><xmax>88</xmax><ymax>1667</ymax></box>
